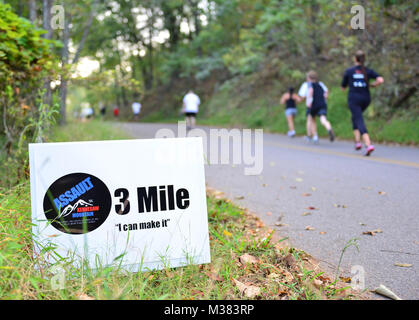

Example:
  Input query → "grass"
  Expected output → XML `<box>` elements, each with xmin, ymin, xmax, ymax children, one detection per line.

<box><xmin>0</xmin><ymin>120</ymin><xmax>355</xmax><ymax>300</ymax></box>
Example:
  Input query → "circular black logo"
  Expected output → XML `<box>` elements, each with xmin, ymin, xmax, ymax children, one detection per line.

<box><xmin>43</xmin><ymin>173</ymin><xmax>112</xmax><ymax>234</ymax></box>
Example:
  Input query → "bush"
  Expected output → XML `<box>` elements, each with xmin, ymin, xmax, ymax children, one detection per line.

<box><xmin>0</xmin><ymin>3</ymin><xmax>60</xmax><ymax>187</ymax></box>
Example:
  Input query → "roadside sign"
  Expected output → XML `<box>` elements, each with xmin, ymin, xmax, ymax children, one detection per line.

<box><xmin>29</xmin><ymin>137</ymin><xmax>210</xmax><ymax>271</ymax></box>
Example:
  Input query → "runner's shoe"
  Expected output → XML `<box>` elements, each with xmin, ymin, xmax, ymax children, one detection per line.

<box><xmin>355</xmin><ymin>142</ymin><xmax>362</xmax><ymax>150</ymax></box>
<box><xmin>312</xmin><ymin>135</ymin><xmax>319</xmax><ymax>144</ymax></box>
<box><xmin>328</xmin><ymin>129</ymin><xmax>335</xmax><ymax>142</ymax></box>
<box><xmin>364</xmin><ymin>145</ymin><xmax>375</xmax><ymax>156</ymax></box>
<box><xmin>287</xmin><ymin>130</ymin><xmax>296</xmax><ymax>137</ymax></box>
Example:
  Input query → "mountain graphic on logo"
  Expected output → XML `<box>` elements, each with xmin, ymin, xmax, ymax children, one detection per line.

<box><xmin>58</xmin><ymin>199</ymin><xmax>92</xmax><ymax>218</ymax></box>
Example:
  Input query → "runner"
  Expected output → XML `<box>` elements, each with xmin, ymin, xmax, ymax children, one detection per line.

<box><xmin>341</xmin><ymin>50</ymin><xmax>384</xmax><ymax>156</ymax></box>
<box><xmin>298</xmin><ymin>71</ymin><xmax>335</xmax><ymax>143</ymax></box>
<box><xmin>280</xmin><ymin>87</ymin><xmax>302</xmax><ymax>137</ymax></box>
<box><xmin>132</xmin><ymin>100</ymin><xmax>141</xmax><ymax>121</ymax></box>
<box><xmin>113</xmin><ymin>105</ymin><xmax>119</xmax><ymax>118</ymax></box>
<box><xmin>182</xmin><ymin>90</ymin><xmax>201</xmax><ymax>130</ymax></box>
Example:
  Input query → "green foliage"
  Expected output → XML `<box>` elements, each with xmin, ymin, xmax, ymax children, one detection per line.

<box><xmin>0</xmin><ymin>3</ymin><xmax>60</xmax><ymax>187</ymax></box>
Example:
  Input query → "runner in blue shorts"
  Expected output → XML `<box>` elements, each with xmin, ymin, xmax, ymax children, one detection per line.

<box><xmin>280</xmin><ymin>87</ymin><xmax>302</xmax><ymax>137</ymax></box>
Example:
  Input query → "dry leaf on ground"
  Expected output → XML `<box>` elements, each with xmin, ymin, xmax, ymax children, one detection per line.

<box><xmin>305</xmin><ymin>226</ymin><xmax>315</xmax><ymax>231</ymax></box>
<box><xmin>223</xmin><ymin>230</ymin><xmax>233</xmax><ymax>237</ymax></box>
<box><xmin>394</xmin><ymin>263</ymin><xmax>413</xmax><ymax>268</ymax></box>
<box><xmin>77</xmin><ymin>293</ymin><xmax>94</xmax><ymax>300</ymax></box>
<box><xmin>239</xmin><ymin>253</ymin><xmax>259</xmax><ymax>265</ymax></box>
<box><xmin>233</xmin><ymin>279</ymin><xmax>261</xmax><ymax>298</ymax></box>
<box><xmin>206</xmin><ymin>272</ymin><xmax>224</xmax><ymax>282</ymax></box>
<box><xmin>362</xmin><ymin>229</ymin><xmax>383</xmax><ymax>236</ymax></box>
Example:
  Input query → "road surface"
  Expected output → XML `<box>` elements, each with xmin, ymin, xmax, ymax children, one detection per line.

<box><xmin>118</xmin><ymin>122</ymin><xmax>419</xmax><ymax>299</ymax></box>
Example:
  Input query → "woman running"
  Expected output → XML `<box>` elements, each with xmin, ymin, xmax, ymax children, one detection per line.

<box><xmin>341</xmin><ymin>50</ymin><xmax>384</xmax><ymax>156</ymax></box>
<box><xmin>280</xmin><ymin>87</ymin><xmax>302</xmax><ymax>137</ymax></box>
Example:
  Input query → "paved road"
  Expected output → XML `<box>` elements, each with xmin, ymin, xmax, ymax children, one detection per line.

<box><xmin>118</xmin><ymin>122</ymin><xmax>419</xmax><ymax>299</ymax></box>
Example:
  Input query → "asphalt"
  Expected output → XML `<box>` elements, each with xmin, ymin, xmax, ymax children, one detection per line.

<box><xmin>118</xmin><ymin>121</ymin><xmax>419</xmax><ymax>300</ymax></box>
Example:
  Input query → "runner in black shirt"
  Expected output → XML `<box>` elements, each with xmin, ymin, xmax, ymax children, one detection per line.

<box><xmin>341</xmin><ymin>50</ymin><xmax>384</xmax><ymax>156</ymax></box>
<box><xmin>280</xmin><ymin>87</ymin><xmax>302</xmax><ymax>137</ymax></box>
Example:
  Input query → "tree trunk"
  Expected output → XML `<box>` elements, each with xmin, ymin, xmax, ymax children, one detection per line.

<box><xmin>42</xmin><ymin>0</ymin><xmax>53</xmax><ymax>114</ymax></box>
<box><xmin>29</xmin><ymin>0</ymin><xmax>37</xmax><ymax>23</ymax></box>
<box><xmin>59</xmin><ymin>14</ymin><xmax>70</xmax><ymax>125</ymax></box>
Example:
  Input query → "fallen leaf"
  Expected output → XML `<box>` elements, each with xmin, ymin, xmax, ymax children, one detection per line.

<box><xmin>378</xmin><ymin>191</ymin><xmax>387</xmax><ymax>195</ymax></box>
<box><xmin>275</xmin><ymin>223</ymin><xmax>288</xmax><ymax>227</ymax></box>
<box><xmin>302</xmin><ymin>212</ymin><xmax>312</xmax><ymax>216</ymax></box>
<box><xmin>305</xmin><ymin>226</ymin><xmax>315</xmax><ymax>231</ymax></box>
<box><xmin>235</xmin><ymin>195</ymin><xmax>245</xmax><ymax>200</ymax></box>
<box><xmin>319</xmin><ymin>231</ymin><xmax>327</xmax><ymax>235</ymax></box>
<box><xmin>239</xmin><ymin>253</ymin><xmax>259</xmax><ymax>265</ymax></box>
<box><xmin>302</xmin><ymin>193</ymin><xmax>312</xmax><ymax>197</ymax></box>
<box><xmin>339</xmin><ymin>276</ymin><xmax>351</xmax><ymax>283</ymax></box>
<box><xmin>394</xmin><ymin>263</ymin><xmax>412</xmax><ymax>268</ymax></box>
<box><xmin>233</xmin><ymin>279</ymin><xmax>261</xmax><ymax>298</ymax></box>
<box><xmin>206</xmin><ymin>272</ymin><xmax>224</xmax><ymax>282</ymax></box>
<box><xmin>283</xmin><ymin>254</ymin><xmax>298</xmax><ymax>269</ymax></box>
<box><xmin>290</xmin><ymin>186</ymin><xmax>297</xmax><ymax>189</ymax></box>
<box><xmin>77</xmin><ymin>293</ymin><xmax>94</xmax><ymax>300</ymax></box>
<box><xmin>313</xmin><ymin>279</ymin><xmax>323</xmax><ymax>289</ymax></box>
<box><xmin>223</xmin><ymin>230</ymin><xmax>233</xmax><ymax>237</ymax></box>
<box><xmin>306</xmin><ymin>206</ymin><xmax>317</xmax><ymax>210</ymax></box>
<box><xmin>262</xmin><ymin>183</ymin><xmax>268</xmax><ymax>187</ymax></box>
<box><xmin>362</xmin><ymin>229</ymin><xmax>383</xmax><ymax>236</ymax></box>
<box><xmin>311</xmin><ymin>187</ymin><xmax>317</xmax><ymax>191</ymax></box>
<box><xmin>295</xmin><ymin>178</ymin><xmax>303</xmax><ymax>182</ymax></box>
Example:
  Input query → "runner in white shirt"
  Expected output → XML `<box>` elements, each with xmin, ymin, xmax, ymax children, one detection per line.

<box><xmin>132</xmin><ymin>101</ymin><xmax>141</xmax><ymax>120</ymax></box>
<box><xmin>182</xmin><ymin>90</ymin><xmax>201</xmax><ymax>130</ymax></box>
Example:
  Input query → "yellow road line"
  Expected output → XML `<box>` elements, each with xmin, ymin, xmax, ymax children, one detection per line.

<box><xmin>265</xmin><ymin>141</ymin><xmax>419</xmax><ymax>169</ymax></box>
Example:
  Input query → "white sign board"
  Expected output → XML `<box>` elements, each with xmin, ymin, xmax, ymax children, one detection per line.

<box><xmin>29</xmin><ymin>137</ymin><xmax>210</xmax><ymax>271</ymax></box>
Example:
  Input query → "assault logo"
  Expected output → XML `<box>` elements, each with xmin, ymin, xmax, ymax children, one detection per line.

<box><xmin>43</xmin><ymin>173</ymin><xmax>111</xmax><ymax>235</ymax></box>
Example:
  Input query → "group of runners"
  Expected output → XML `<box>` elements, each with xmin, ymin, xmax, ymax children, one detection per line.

<box><xmin>176</xmin><ymin>51</ymin><xmax>384</xmax><ymax>156</ymax></box>
<box><xmin>280</xmin><ymin>50</ymin><xmax>384</xmax><ymax>156</ymax></box>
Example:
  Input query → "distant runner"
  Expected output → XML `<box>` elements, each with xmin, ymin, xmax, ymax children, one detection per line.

<box><xmin>280</xmin><ymin>87</ymin><xmax>302</xmax><ymax>137</ymax></box>
<box><xmin>298</xmin><ymin>71</ymin><xmax>335</xmax><ymax>143</ymax></box>
<box><xmin>341</xmin><ymin>50</ymin><xmax>384</xmax><ymax>156</ymax></box>
<box><xmin>132</xmin><ymin>101</ymin><xmax>141</xmax><ymax>121</ymax></box>
<box><xmin>113</xmin><ymin>105</ymin><xmax>119</xmax><ymax>118</ymax></box>
<box><xmin>182</xmin><ymin>90</ymin><xmax>200</xmax><ymax>130</ymax></box>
